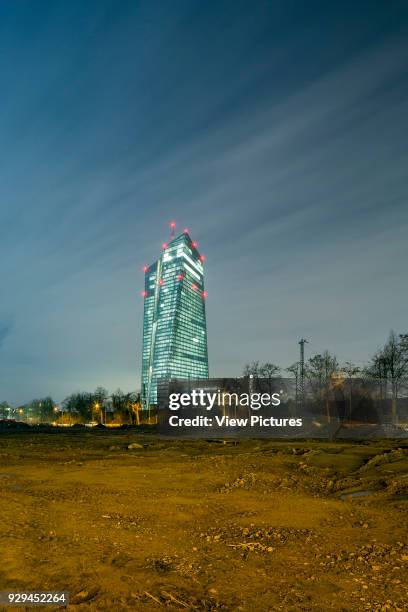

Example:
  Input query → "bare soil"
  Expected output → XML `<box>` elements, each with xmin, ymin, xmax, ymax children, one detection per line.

<box><xmin>0</xmin><ymin>430</ymin><xmax>407</xmax><ymax>611</ymax></box>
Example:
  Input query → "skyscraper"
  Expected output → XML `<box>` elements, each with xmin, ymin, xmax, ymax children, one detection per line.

<box><xmin>141</xmin><ymin>228</ymin><xmax>209</xmax><ymax>408</ymax></box>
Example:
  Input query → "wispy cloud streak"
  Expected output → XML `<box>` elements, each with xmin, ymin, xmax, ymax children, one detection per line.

<box><xmin>0</xmin><ymin>1</ymin><xmax>407</xmax><ymax>402</ymax></box>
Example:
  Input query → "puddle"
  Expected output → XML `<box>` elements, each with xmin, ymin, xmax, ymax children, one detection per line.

<box><xmin>340</xmin><ymin>490</ymin><xmax>374</xmax><ymax>500</ymax></box>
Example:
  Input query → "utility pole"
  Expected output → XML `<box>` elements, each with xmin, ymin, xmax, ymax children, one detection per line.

<box><xmin>298</xmin><ymin>338</ymin><xmax>308</xmax><ymax>411</ymax></box>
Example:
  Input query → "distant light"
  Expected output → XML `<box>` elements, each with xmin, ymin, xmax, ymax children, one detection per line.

<box><xmin>141</xmin><ymin>290</ymin><xmax>148</xmax><ymax>298</ymax></box>
<box><xmin>192</xmin><ymin>241</ymin><xmax>198</xmax><ymax>248</ymax></box>
<box><xmin>143</xmin><ymin>264</ymin><xmax>149</xmax><ymax>273</ymax></box>
<box><xmin>169</xmin><ymin>221</ymin><xmax>176</xmax><ymax>228</ymax></box>
<box><xmin>183</xmin><ymin>228</ymin><xmax>189</xmax><ymax>234</ymax></box>
<box><xmin>202</xmin><ymin>290</ymin><xmax>208</xmax><ymax>299</ymax></box>
<box><xmin>200</xmin><ymin>254</ymin><xmax>206</xmax><ymax>262</ymax></box>
<box><xmin>159</xmin><ymin>279</ymin><xmax>164</xmax><ymax>286</ymax></box>
<box><xmin>162</xmin><ymin>242</ymin><xmax>168</xmax><ymax>250</ymax></box>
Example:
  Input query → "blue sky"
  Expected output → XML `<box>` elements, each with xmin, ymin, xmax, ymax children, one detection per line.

<box><xmin>0</xmin><ymin>0</ymin><xmax>407</xmax><ymax>404</ymax></box>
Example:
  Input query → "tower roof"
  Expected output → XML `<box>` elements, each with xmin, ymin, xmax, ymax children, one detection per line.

<box><xmin>167</xmin><ymin>230</ymin><xmax>202</xmax><ymax>259</ymax></box>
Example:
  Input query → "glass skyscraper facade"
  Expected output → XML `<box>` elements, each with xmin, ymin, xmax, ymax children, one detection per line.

<box><xmin>141</xmin><ymin>231</ymin><xmax>209</xmax><ymax>408</ymax></box>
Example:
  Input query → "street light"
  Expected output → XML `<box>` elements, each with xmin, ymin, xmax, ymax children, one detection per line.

<box><xmin>94</xmin><ymin>402</ymin><xmax>102</xmax><ymax>424</ymax></box>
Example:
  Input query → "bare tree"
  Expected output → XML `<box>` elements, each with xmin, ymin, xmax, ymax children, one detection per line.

<box><xmin>62</xmin><ymin>392</ymin><xmax>93</xmax><ymax>423</ymax></box>
<box><xmin>243</xmin><ymin>361</ymin><xmax>260</xmax><ymax>378</ymax></box>
<box><xmin>306</xmin><ymin>351</ymin><xmax>338</xmax><ymax>423</ymax></box>
<box><xmin>111</xmin><ymin>389</ymin><xmax>140</xmax><ymax>424</ymax></box>
<box><xmin>286</xmin><ymin>362</ymin><xmax>300</xmax><ymax>405</ymax></box>
<box><xmin>368</xmin><ymin>331</ymin><xmax>408</xmax><ymax>425</ymax></box>
<box><xmin>93</xmin><ymin>386</ymin><xmax>109</xmax><ymax>423</ymax></box>
<box><xmin>259</xmin><ymin>363</ymin><xmax>280</xmax><ymax>378</ymax></box>
<box><xmin>364</xmin><ymin>352</ymin><xmax>388</xmax><ymax>400</ymax></box>
<box><xmin>111</xmin><ymin>388</ymin><xmax>126</xmax><ymax>423</ymax></box>
<box><xmin>127</xmin><ymin>392</ymin><xmax>142</xmax><ymax>425</ymax></box>
<box><xmin>342</xmin><ymin>361</ymin><xmax>360</xmax><ymax>423</ymax></box>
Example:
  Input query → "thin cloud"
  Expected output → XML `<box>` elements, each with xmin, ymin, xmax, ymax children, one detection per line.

<box><xmin>0</xmin><ymin>2</ymin><xmax>407</xmax><ymax>402</ymax></box>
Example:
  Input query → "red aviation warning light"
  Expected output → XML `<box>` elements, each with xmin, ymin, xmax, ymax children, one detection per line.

<box><xmin>169</xmin><ymin>221</ymin><xmax>176</xmax><ymax>239</ymax></box>
<box><xmin>159</xmin><ymin>278</ymin><xmax>164</xmax><ymax>286</ymax></box>
<box><xmin>191</xmin><ymin>283</ymin><xmax>198</xmax><ymax>291</ymax></box>
<box><xmin>202</xmin><ymin>290</ymin><xmax>208</xmax><ymax>299</ymax></box>
<box><xmin>192</xmin><ymin>241</ymin><xmax>198</xmax><ymax>248</ymax></box>
<box><xmin>183</xmin><ymin>228</ymin><xmax>189</xmax><ymax>234</ymax></box>
<box><xmin>143</xmin><ymin>264</ymin><xmax>149</xmax><ymax>273</ymax></box>
<box><xmin>141</xmin><ymin>290</ymin><xmax>148</xmax><ymax>298</ymax></box>
<box><xmin>199</xmin><ymin>254</ymin><xmax>206</xmax><ymax>262</ymax></box>
<box><xmin>162</xmin><ymin>242</ymin><xmax>168</xmax><ymax>250</ymax></box>
<box><xmin>177</xmin><ymin>273</ymin><xmax>184</xmax><ymax>281</ymax></box>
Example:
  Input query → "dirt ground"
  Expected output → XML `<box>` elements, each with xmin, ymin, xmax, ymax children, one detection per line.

<box><xmin>0</xmin><ymin>430</ymin><xmax>407</xmax><ymax>611</ymax></box>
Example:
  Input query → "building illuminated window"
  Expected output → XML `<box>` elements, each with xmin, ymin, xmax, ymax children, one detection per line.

<box><xmin>141</xmin><ymin>231</ymin><xmax>209</xmax><ymax>408</ymax></box>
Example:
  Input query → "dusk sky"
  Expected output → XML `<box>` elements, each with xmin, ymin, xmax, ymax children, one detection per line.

<box><xmin>1</xmin><ymin>1</ymin><xmax>407</xmax><ymax>404</ymax></box>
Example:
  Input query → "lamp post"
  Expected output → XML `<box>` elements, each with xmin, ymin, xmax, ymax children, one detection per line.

<box><xmin>94</xmin><ymin>402</ymin><xmax>99</xmax><ymax>424</ymax></box>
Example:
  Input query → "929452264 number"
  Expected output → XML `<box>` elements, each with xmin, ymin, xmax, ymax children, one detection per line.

<box><xmin>1</xmin><ymin>591</ymin><xmax>68</xmax><ymax>606</ymax></box>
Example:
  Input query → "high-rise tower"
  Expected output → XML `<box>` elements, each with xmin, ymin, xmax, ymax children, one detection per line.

<box><xmin>141</xmin><ymin>228</ymin><xmax>209</xmax><ymax>408</ymax></box>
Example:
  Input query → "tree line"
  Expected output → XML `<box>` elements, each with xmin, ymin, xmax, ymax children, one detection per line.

<box><xmin>1</xmin><ymin>387</ymin><xmax>142</xmax><ymax>425</ymax></box>
<box><xmin>243</xmin><ymin>331</ymin><xmax>408</xmax><ymax>425</ymax></box>
<box><xmin>2</xmin><ymin>330</ymin><xmax>407</xmax><ymax>426</ymax></box>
